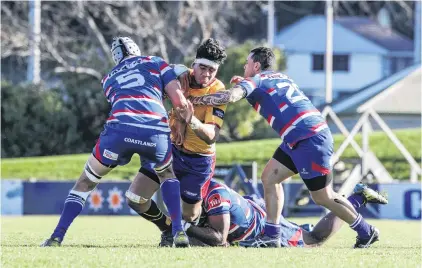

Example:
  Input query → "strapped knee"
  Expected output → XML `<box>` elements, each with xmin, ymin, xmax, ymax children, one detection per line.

<box><xmin>84</xmin><ymin>161</ymin><xmax>102</xmax><ymax>183</ymax></box>
<box><xmin>125</xmin><ymin>190</ymin><xmax>149</xmax><ymax>204</ymax></box>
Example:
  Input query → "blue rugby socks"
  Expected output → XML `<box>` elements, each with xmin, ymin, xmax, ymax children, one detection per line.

<box><xmin>348</xmin><ymin>194</ymin><xmax>372</xmax><ymax>238</ymax></box>
<box><xmin>350</xmin><ymin>214</ymin><xmax>372</xmax><ymax>239</ymax></box>
<box><xmin>52</xmin><ymin>190</ymin><xmax>89</xmax><ymax>240</ymax></box>
<box><xmin>264</xmin><ymin>222</ymin><xmax>281</xmax><ymax>238</ymax></box>
<box><xmin>161</xmin><ymin>179</ymin><xmax>183</xmax><ymax>236</ymax></box>
<box><xmin>348</xmin><ymin>194</ymin><xmax>365</xmax><ymax>210</ymax></box>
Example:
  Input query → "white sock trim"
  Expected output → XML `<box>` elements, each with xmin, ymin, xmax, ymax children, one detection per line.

<box><xmin>350</xmin><ymin>214</ymin><xmax>362</xmax><ymax>228</ymax></box>
<box><xmin>161</xmin><ymin>178</ymin><xmax>179</xmax><ymax>185</ymax></box>
<box><xmin>69</xmin><ymin>189</ymin><xmax>91</xmax><ymax>201</ymax></box>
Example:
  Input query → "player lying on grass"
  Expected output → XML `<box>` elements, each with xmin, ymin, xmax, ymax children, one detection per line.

<box><xmin>181</xmin><ymin>180</ymin><xmax>388</xmax><ymax>248</ymax></box>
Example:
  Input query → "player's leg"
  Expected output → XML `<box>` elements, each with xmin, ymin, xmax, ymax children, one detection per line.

<box><xmin>41</xmin><ymin>134</ymin><xmax>117</xmax><ymax>247</ymax></box>
<box><xmin>177</xmin><ymin>152</ymin><xmax>215</xmax><ymax>223</ymax></box>
<box><xmin>303</xmin><ymin>183</ymin><xmax>388</xmax><ymax>247</ymax></box>
<box><xmin>307</xmin><ymin>180</ymin><xmax>380</xmax><ymax>248</ymax></box>
<box><xmin>125</xmin><ymin>165</ymin><xmax>173</xmax><ymax>247</ymax></box>
<box><xmin>307</xmin><ymin>176</ymin><xmax>358</xmax><ymax>222</ymax></box>
<box><xmin>261</xmin><ymin>153</ymin><xmax>296</xmax><ymax>239</ymax></box>
<box><xmin>155</xmin><ymin>163</ymin><xmax>189</xmax><ymax>248</ymax></box>
<box><xmin>301</xmin><ymin>204</ymin><xmax>345</xmax><ymax>247</ymax></box>
<box><xmin>298</xmin><ymin>132</ymin><xmax>379</xmax><ymax>248</ymax></box>
<box><xmin>152</xmin><ymin>136</ymin><xmax>189</xmax><ymax>248</ymax></box>
<box><xmin>125</xmin><ymin>168</ymin><xmax>169</xmax><ymax>229</ymax></box>
<box><xmin>307</xmin><ymin>181</ymin><xmax>382</xmax><ymax>249</ymax></box>
<box><xmin>239</xmin><ymin>146</ymin><xmax>297</xmax><ymax>248</ymax></box>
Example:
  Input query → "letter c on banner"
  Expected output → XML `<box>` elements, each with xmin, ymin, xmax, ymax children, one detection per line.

<box><xmin>404</xmin><ymin>190</ymin><xmax>421</xmax><ymax>219</ymax></box>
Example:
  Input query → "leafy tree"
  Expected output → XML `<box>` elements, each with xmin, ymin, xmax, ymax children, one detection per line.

<box><xmin>217</xmin><ymin>41</ymin><xmax>286</xmax><ymax>141</ymax></box>
<box><xmin>1</xmin><ymin>81</ymin><xmax>79</xmax><ymax>157</ymax></box>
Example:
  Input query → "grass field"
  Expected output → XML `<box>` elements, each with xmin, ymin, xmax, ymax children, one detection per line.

<box><xmin>1</xmin><ymin>216</ymin><xmax>421</xmax><ymax>268</ymax></box>
<box><xmin>1</xmin><ymin>129</ymin><xmax>420</xmax><ymax>181</ymax></box>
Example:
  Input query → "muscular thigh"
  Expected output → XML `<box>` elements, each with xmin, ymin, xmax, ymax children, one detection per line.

<box><xmin>128</xmin><ymin>171</ymin><xmax>160</xmax><ymax>199</ymax></box>
<box><xmin>263</xmin><ymin>145</ymin><xmax>297</xmax><ymax>184</ymax></box>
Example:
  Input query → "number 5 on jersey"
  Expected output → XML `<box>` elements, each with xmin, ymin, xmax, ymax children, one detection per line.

<box><xmin>116</xmin><ymin>69</ymin><xmax>145</xmax><ymax>89</ymax></box>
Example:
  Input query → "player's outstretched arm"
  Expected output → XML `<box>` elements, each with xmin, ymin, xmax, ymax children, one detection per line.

<box><xmin>189</xmin><ymin>86</ymin><xmax>246</xmax><ymax>106</ymax></box>
<box><xmin>185</xmin><ymin>214</ymin><xmax>230</xmax><ymax>247</ymax></box>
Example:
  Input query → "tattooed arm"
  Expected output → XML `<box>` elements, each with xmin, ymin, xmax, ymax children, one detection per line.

<box><xmin>189</xmin><ymin>86</ymin><xmax>247</xmax><ymax>106</ymax></box>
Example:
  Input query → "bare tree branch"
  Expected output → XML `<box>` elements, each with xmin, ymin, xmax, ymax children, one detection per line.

<box><xmin>104</xmin><ymin>6</ymin><xmax>134</xmax><ymax>34</ymax></box>
<box><xmin>75</xmin><ymin>4</ymin><xmax>112</xmax><ymax>65</ymax></box>
<box><xmin>1</xmin><ymin>1</ymin><xmax>284</xmax><ymax>82</ymax></box>
<box><xmin>54</xmin><ymin>66</ymin><xmax>102</xmax><ymax>80</ymax></box>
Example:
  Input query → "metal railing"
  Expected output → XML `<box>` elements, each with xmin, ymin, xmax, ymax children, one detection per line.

<box><xmin>322</xmin><ymin>106</ymin><xmax>421</xmax><ymax>183</ymax></box>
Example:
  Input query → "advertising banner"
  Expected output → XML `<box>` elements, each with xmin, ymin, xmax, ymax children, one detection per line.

<box><xmin>1</xmin><ymin>180</ymin><xmax>23</xmax><ymax>215</ymax></box>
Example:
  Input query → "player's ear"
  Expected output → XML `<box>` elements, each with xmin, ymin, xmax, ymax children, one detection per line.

<box><xmin>254</xmin><ymin>61</ymin><xmax>261</xmax><ymax>72</ymax></box>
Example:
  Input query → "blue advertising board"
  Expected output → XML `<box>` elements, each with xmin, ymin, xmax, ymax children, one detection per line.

<box><xmin>23</xmin><ymin>181</ymin><xmax>133</xmax><ymax>215</ymax></box>
<box><xmin>1</xmin><ymin>179</ymin><xmax>419</xmax><ymax>220</ymax></box>
<box><xmin>378</xmin><ymin>183</ymin><xmax>421</xmax><ymax>220</ymax></box>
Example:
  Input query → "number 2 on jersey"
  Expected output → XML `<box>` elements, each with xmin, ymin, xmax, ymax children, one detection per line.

<box><xmin>276</xmin><ymin>82</ymin><xmax>308</xmax><ymax>104</ymax></box>
<box><xmin>116</xmin><ymin>69</ymin><xmax>145</xmax><ymax>89</ymax></box>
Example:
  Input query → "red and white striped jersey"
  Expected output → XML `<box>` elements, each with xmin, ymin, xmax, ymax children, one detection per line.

<box><xmin>239</xmin><ymin>71</ymin><xmax>329</xmax><ymax>148</ymax></box>
<box><xmin>101</xmin><ymin>56</ymin><xmax>176</xmax><ymax>133</ymax></box>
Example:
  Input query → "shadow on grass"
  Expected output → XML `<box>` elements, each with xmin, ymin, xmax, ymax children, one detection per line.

<box><xmin>2</xmin><ymin>244</ymin><xmax>420</xmax><ymax>249</ymax></box>
<box><xmin>2</xmin><ymin>243</ymin><xmax>158</xmax><ymax>248</ymax></box>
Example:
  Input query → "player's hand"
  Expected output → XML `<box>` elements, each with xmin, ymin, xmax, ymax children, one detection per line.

<box><xmin>171</xmin><ymin>120</ymin><xmax>187</xmax><ymax>145</ymax></box>
<box><xmin>230</xmin><ymin>75</ymin><xmax>244</xmax><ymax>84</ymax></box>
<box><xmin>178</xmin><ymin>72</ymin><xmax>190</xmax><ymax>97</ymax></box>
<box><xmin>175</xmin><ymin>100</ymin><xmax>194</xmax><ymax>124</ymax></box>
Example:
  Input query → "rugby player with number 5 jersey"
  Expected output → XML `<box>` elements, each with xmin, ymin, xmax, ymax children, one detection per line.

<box><xmin>41</xmin><ymin>37</ymin><xmax>193</xmax><ymax>248</ymax></box>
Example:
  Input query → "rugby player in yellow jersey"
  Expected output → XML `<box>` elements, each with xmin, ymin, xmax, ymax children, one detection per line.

<box><xmin>124</xmin><ymin>38</ymin><xmax>228</xmax><ymax>247</ymax></box>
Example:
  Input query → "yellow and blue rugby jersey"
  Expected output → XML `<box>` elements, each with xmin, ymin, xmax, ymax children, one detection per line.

<box><xmin>170</xmin><ymin>71</ymin><xmax>227</xmax><ymax>155</ymax></box>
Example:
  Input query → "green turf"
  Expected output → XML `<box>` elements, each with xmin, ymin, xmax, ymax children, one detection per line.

<box><xmin>1</xmin><ymin>216</ymin><xmax>421</xmax><ymax>268</ymax></box>
<box><xmin>1</xmin><ymin>129</ymin><xmax>420</xmax><ymax>181</ymax></box>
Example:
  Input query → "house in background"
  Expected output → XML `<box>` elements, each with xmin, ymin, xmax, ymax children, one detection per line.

<box><xmin>274</xmin><ymin>15</ymin><xmax>414</xmax><ymax>105</ymax></box>
<box><xmin>323</xmin><ymin>64</ymin><xmax>421</xmax><ymax>131</ymax></box>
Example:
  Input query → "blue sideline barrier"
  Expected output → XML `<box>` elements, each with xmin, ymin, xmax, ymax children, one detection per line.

<box><xmin>2</xmin><ymin>178</ymin><xmax>420</xmax><ymax>220</ymax></box>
